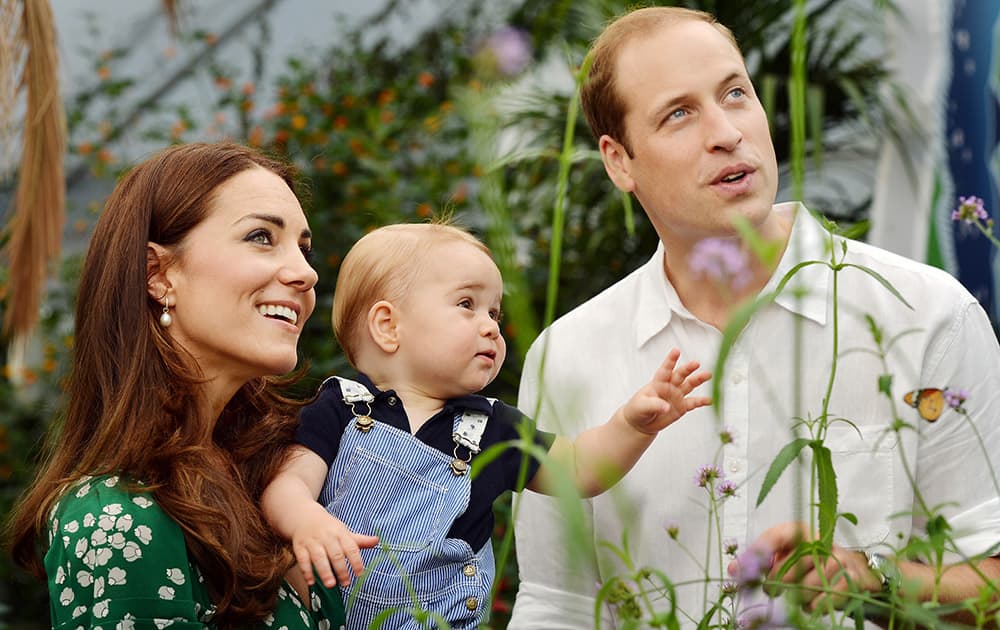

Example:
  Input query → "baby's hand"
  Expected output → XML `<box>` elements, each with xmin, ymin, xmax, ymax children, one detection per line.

<box><xmin>623</xmin><ymin>348</ymin><xmax>712</xmax><ymax>434</ymax></box>
<box><xmin>290</xmin><ymin>503</ymin><xmax>379</xmax><ymax>588</ymax></box>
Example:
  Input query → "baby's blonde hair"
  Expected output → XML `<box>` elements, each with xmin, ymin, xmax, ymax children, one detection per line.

<box><xmin>332</xmin><ymin>221</ymin><xmax>492</xmax><ymax>367</ymax></box>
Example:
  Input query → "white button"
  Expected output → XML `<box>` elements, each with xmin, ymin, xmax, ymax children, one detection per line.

<box><xmin>732</xmin><ymin>373</ymin><xmax>745</xmax><ymax>384</ymax></box>
<box><xmin>728</xmin><ymin>460</ymin><xmax>742</xmax><ymax>473</ymax></box>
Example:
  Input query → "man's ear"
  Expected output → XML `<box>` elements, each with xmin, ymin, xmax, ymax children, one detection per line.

<box><xmin>146</xmin><ymin>242</ymin><xmax>172</xmax><ymax>302</ymax></box>
<box><xmin>367</xmin><ymin>300</ymin><xmax>399</xmax><ymax>353</ymax></box>
<box><xmin>599</xmin><ymin>134</ymin><xmax>636</xmax><ymax>193</ymax></box>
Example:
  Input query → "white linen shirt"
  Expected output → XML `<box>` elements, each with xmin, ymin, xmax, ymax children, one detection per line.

<box><xmin>510</xmin><ymin>203</ymin><xmax>1000</xmax><ymax>628</ymax></box>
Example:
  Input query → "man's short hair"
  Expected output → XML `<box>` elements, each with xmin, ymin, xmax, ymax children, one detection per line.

<box><xmin>580</xmin><ymin>7</ymin><xmax>740</xmax><ymax>156</ymax></box>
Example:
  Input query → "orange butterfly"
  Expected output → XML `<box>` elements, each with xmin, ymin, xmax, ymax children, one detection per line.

<box><xmin>902</xmin><ymin>388</ymin><xmax>945</xmax><ymax>422</ymax></box>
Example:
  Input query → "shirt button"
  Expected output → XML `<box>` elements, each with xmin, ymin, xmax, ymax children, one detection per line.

<box><xmin>463</xmin><ymin>564</ymin><xmax>477</xmax><ymax>577</ymax></box>
<box><xmin>465</xmin><ymin>596</ymin><xmax>478</xmax><ymax>611</ymax></box>
<box><xmin>728</xmin><ymin>460</ymin><xmax>742</xmax><ymax>473</ymax></box>
<box><xmin>732</xmin><ymin>373</ymin><xmax>745</xmax><ymax>384</ymax></box>
<box><xmin>387</xmin><ymin>396</ymin><xmax>397</xmax><ymax>406</ymax></box>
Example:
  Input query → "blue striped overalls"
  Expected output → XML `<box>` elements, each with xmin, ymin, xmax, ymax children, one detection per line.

<box><xmin>319</xmin><ymin>377</ymin><xmax>495</xmax><ymax>629</ymax></box>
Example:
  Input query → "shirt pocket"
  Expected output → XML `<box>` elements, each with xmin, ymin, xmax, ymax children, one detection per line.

<box><xmin>824</xmin><ymin>423</ymin><xmax>894</xmax><ymax>548</ymax></box>
<box><xmin>331</xmin><ymin>445</ymin><xmax>449</xmax><ymax>552</ymax></box>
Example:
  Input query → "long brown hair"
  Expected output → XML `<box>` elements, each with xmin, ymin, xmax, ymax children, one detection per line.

<box><xmin>8</xmin><ymin>143</ymin><xmax>307</xmax><ymax>625</ymax></box>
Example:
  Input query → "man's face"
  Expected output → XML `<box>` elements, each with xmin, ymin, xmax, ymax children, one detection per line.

<box><xmin>600</xmin><ymin>19</ymin><xmax>779</xmax><ymax>244</ymax></box>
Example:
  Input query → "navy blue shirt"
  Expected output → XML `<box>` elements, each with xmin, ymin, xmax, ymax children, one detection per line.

<box><xmin>296</xmin><ymin>373</ymin><xmax>556</xmax><ymax>551</ymax></box>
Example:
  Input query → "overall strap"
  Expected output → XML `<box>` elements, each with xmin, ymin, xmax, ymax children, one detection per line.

<box><xmin>449</xmin><ymin>398</ymin><xmax>495</xmax><ymax>476</ymax></box>
<box><xmin>327</xmin><ymin>375</ymin><xmax>376</xmax><ymax>433</ymax></box>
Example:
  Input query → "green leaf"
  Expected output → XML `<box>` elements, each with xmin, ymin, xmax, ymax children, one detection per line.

<box><xmin>841</xmin><ymin>263</ymin><xmax>913</xmax><ymax>309</ymax></box>
<box><xmin>877</xmin><ymin>374</ymin><xmax>893</xmax><ymax>396</ymax></box>
<box><xmin>812</xmin><ymin>442</ymin><xmax>838</xmax><ymax>548</ymax></box>
<box><xmin>756</xmin><ymin>438</ymin><xmax>811</xmax><ymax>507</ymax></box>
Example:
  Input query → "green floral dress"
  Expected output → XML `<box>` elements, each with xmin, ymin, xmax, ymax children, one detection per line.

<box><xmin>45</xmin><ymin>475</ymin><xmax>346</xmax><ymax>629</ymax></box>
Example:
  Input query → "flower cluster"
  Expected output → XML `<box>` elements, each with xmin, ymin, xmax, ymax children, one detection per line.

<box><xmin>943</xmin><ymin>387</ymin><xmax>969</xmax><ymax>412</ymax></box>
<box><xmin>951</xmin><ymin>195</ymin><xmax>990</xmax><ymax>225</ymax></box>
<box><xmin>689</xmin><ymin>238</ymin><xmax>752</xmax><ymax>291</ymax></box>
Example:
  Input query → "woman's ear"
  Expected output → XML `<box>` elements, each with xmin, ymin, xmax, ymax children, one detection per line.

<box><xmin>146</xmin><ymin>242</ymin><xmax>172</xmax><ymax>302</ymax></box>
<box><xmin>367</xmin><ymin>300</ymin><xmax>399</xmax><ymax>353</ymax></box>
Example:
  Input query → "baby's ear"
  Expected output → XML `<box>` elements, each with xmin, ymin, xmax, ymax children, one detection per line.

<box><xmin>367</xmin><ymin>301</ymin><xmax>399</xmax><ymax>353</ymax></box>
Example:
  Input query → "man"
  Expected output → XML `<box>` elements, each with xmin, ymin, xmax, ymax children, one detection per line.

<box><xmin>509</xmin><ymin>6</ymin><xmax>1000</xmax><ymax>628</ymax></box>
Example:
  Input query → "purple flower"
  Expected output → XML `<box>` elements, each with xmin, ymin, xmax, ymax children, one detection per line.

<box><xmin>730</xmin><ymin>543</ymin><xmax>773</xmax><ymax>589</ymax></box>
<box><xmin>724</xmin><ymin>539</ymin><xmax>740</xmax><ymax>556</ymax></box>
<box><xmin>951</xmin><ymin>195</ymin><xmax>989</xmax><ymax>225</ymax></box>
<box><xmin>736</xmin><ymin>597</ymin><xmax>788</xmax><ymax>629</ymax></box>
<box><xmin>719</xmin><ymin>426</ymin><xmax>736</xmax><ymax>445</ymax></box>
<box><xmin>480</xmin><ymin>27</ymin><xmax>532</xmax><ymax>77</ymax></box>
<box><xmin>944</xmin><ymin>387</ymin><xmax>969</xmax><ymax>411</ymax></box>
<box><xmin>717</xmin><ymin>479</ymin><xmax>738</xmax><ymax>499</ymax></box>
<box><xmin>689</xmin><ymin>237</ymin><xmax>751</xmax><ymax>290</ymax></box>
<box><xmin>695</xmin><ymin>464</ymin><xmax>723</xmax><ymax>488</ymax></box>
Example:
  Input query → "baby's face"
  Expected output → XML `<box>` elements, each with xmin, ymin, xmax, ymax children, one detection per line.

<box><xmin>392</xmin><ymin>240</ymin><xmax>506</xmax><ymax>398</ymax></box>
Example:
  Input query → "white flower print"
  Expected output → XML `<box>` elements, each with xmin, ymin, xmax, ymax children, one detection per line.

<box><xmin>115</xmin><ymin>513</ymin><xmax>133</xmax><ymax>532</ymax></box>
<box><xmin>93</xmin><ymin>598</ymin><xmax>110</xmax><ymax>618</ymax></box>
<box><xmin>122</xmin><ymin>541</ymin><xmax>142</xmax><ymax>562</ymax></box>
<box><xmin>157</xmin><ymin>586</ymin><xmax>175</xmax><ymax>600</ymax></box>
<box><xmin>64</xmin><ymin>520</ymin><xmax>80</xmax><ymax>533</ymax></box>
<box><xmin>104</xmin><ymin>475</ymin><xmax>119</xmax><ymax>487</ymax></box>
<box><xmin>311</xmin><ymin>592</ymin><xmax>320</xmax><ymax>610</ymax></box>
<box><xmin>61</xmin><ymin>535</ymin><xmax>70</xmax><ymax>548</ymax></box>
<box><xmin>91</xmin><ymin>529</ymin><xmax>108</xmax><ymax>546</ymax></box>
<box><xmin>98</xmin><ymin>514</ymin><xmax>117</xmax><ymax>531</ymax></box>
<box><xmin>83</xmin><ymin>513</ymin><xmax>96</xmax><ymax>528</ymax></box>
<box><xmin>76</xmin><ymin>570</ymin><xmax>93</xmax><ymax>587</ymax></box>
<box><xmin>83</xmin><ymin>549</ymin><xmax>97</xmax><ymax>570</ymax></box>
<box><xmin>318</xmin><ymin>620</ymin><xmax>330</xmax><ymax>630</ymax></box>
<box><xmin>94</xmin><ymin>576</ymin><xmax>106</xmax><ymax>597</ymax></box>
<box><xmin>116</xmin><ymin>620</ymin><xmax>136</xmax><ymax>630</ymax></box>
<box><xmin>154</xmin><ymin>619</ymin><xmax>175</xmax><ymax>629</ymax></box>
<box><xmin>93</xmin><ymin>547</ymin><xmax>113</xmax><ymax>567</ymax></box>
<box><xmin>134</xmin><ymin>525</ymin><xmax>153</xmax><ymax>544</ymax></box>
<box><xmin>108</xmin><ymin>532</ymin><xmax>126</xmax><ymax>549</ymax></box>
<box><xmin>74</xmin><ymin>537</ymin><xmax>88</xmax><ymax>559</ymax></box>
<box><xmin>73</xmin><ymin>605</ymin><xmax>87</xmax><ymax>618</ymax></box>
<box><xmin>262</xmin><ymin>612</ymin><xmax>275</xmax><ymax>626</ymax></box>
<box><xmin>54</xmin><ymin>565</ymin><xmax>66</xmax><ymax>585</ymax></box>
<box><xmin>132</xmin><ymin>496</ymin><xmax>153</xmax><ymax>509</ymax></box>
<box><xmin>103</xmin><ymin>503</ymin><xmax>123</xmax><ymax>516</ymax></box>
<box><xmin>59</xmin><ymin>587</ymin><xmax>74</xmax><ymax>606</ymax></box>
<box><xmin>165</xmin><ymin>568</ymin><xmax>185</xmax><ymax>585</ymax></box>
<box><xmin>75</xmin><ymin>482</ymin><xmax>92</xmax><ymax>498</ymax></box>
<box><xmin>107</xmin><ymin>567</ymin><xmax>127</xmax><ymax>586</ymax></box>
<box><xmin>299</xmin><ymin>610</ymin><xmax>310</xmax><ymax>625</ymax></box>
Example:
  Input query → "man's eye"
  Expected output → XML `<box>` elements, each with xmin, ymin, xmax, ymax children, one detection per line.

<box><xmin>246</xmin><ymin>229</ymin><xmax>273</xmax><ymax>245</ymax></box>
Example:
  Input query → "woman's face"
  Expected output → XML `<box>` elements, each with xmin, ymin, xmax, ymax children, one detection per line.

<box><xmin>160</xmin><ymin>166</ymin><xmax>317</xmax><ymax>392</ymax></box>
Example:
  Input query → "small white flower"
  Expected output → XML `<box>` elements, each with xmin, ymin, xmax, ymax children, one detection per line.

<box><xmin>98</xmin><ymin>514</ymin><xmax>117</xmax><ymax>531</ymax></box>
<box><xmin>104</xmin><ymin>476</ymin><xmax>119</xmax><ymax>487</ymax></box>
<box><xmin>73</xmin><ymin>604</ymin><xmax>87</xmax><ymax>618</ymax></box>
<box><xmin>318</xmin><ymin>620</ymin><xmax>330</xmax><ymax>630</ymax></box>
<box><xmin>115</xmin><ymin>514</ymin><xmax>134</xmax><ymax>532</ymax></box>
<box><xmin>262</xmin><ymin>612</ymin><xmax>274</xmax><ymax>626</ymax></box>
<box><xmin>64</xmin><ymin>520</ymin><xmax>80</xmax><ymax>534</ymax></box>
<box><xmin>76</xmin><ymin>570</ymin><xmax>93</xmax><ymax>587</ymax></box>
<box><xmin>103</xmin><ymin>503</ymin><xmax>123</xmax><ymax>516</ymax></box>
<box><xmin>166</xmin><ymin>568</ymin><xmax>185</xmax><ymax>585</ymax></box>
<box><xmin>122</xmin><ymin>541</ymin><xmax>142</xmax><ymax>562</ymax></box>
<box><xmin>154</xmin><ymin>619</ymin><xmax>174</xmax><ymax>629</ymax></box>
<box><xmin>83</xmin><ymin>549</ymin><xmax>97</xmax><ymax>570</ymax></box>
<box><xmin>93</xmin><ymin>598</ymin><xmax>110</xmax><ymax>618</ymax></box>
<box><xmin>134</xmin><ymin>525</ymin><xmax>153</xmax><ymax>544</ymax></box>
<box><xmin>299</xmin><ymin>610</ymin><xmax>310</xmax><ymax>625</ymax></box>
<box><xmin>93</xmin><ymin>547</ymin><xmax>113</xmax><ymax>567</ymax></box>
<box><xmin>75</xmin><ymin>482</ymin><xmax>92</xmax><ymax>498</ymax></box>
<box><xmin>157</xmin><ymin>585</ymin><xmax>175</xmax><ymax>600</ymax></box>
<box><xmin>94</xmin><ymin>576</ymin><xmax>105</xmax><ymax>597</ymax></box>
<box><xmin>116</xmin><ymin>619</ymin><xmax>136</xmax><ymax>630</ymax></box>
<box><xmin>108</xmin><ymin>532</ymin><xmax>126</xmax><ymax>549</ymax></box>
<box><xmin>91</xmin><ymin>529</ymin><xmax>108</xmax><ymax>546</ymax></box>
<box><xmin>59</xmin><ymin>587</ymin><xmax>74</xmax><ymax>606</ymax></box>
<box><xmin>107</xmin><ymin>567</ymin><xmax>127</xmax><ymax>586</ymax></box>
<box><xmin>132</xmin><ymin>496</ymin><xmax>153</xmax><ymax>509</ymax></box>
<box><xmin>83</xmin><ymin>513</ymin><xmax>96</xmax><ymax>527</ymax></box>
<box><xmin>54</xmin><ymin>565</ymin><xmax>66</xmax><ymax>585</ymax></box>
<box><xmin>74</xmin><ymin>538</ymin><xmax>89</xmax><ymax>559</ymax></box>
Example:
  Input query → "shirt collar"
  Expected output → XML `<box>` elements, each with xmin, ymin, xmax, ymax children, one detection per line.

<box><xmin>634</xmin><ymin>202</ymin><xmax>829</xmax><ymax>348</ymax></box>
<box><xmin>353</xmin><ymin>371</ymin><xmax>493</xmax><ymax>414</ymax></box>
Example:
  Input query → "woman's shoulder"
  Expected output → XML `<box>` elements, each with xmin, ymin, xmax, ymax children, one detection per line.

<box><xmin>49</xmin><ymin>474</ymin><xmax>174</xmax><ymax>540</ymax></box>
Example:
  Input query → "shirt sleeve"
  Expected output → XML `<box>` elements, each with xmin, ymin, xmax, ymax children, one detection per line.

<box><xmin>914</xmin><ymin>300</ymin><xmax>1000</xmax><ymax>561</ymax></box>
<box><xmin>45</xmin><ymin>476</ymin><xmax>207</xmax><ymax>629</ymax></box>
<box><xmin>508</xmin><ymin>338</ymin><xmax>606</xmax><ymax>628</ymax></box>
<box><xmin>296</xmin><ymin>381</ymin><xmax>348</xmax><ymax>466</ymax></box>
<box><xmin>488</xmin><ymin>400</ymin><xmax>556</xmax><ymax>493</ymax></box>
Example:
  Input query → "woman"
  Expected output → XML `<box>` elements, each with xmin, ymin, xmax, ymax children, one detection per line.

<box><xmin>7</xmin><ymin>143</ymin><xmax>345</xmax><ymax>628</ymax></box>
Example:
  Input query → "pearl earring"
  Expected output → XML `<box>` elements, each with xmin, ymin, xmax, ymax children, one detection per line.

<box><xmin>158</xmin><ymin>293</ymin><xmax>173</xmax><ymax>328</ymax></box>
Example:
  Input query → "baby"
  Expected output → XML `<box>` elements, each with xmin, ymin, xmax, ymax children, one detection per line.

<box><xmin>261</xmin><ymin>222</ymin><xmax>711</xmax><ymax>629</ymax></box>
